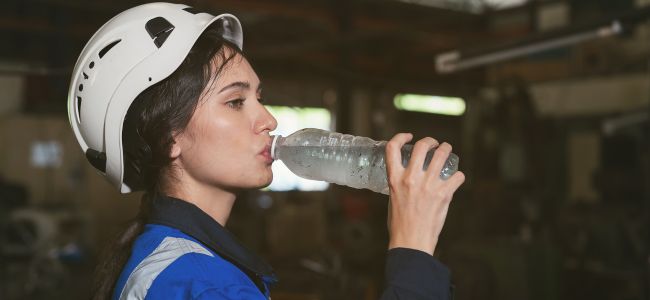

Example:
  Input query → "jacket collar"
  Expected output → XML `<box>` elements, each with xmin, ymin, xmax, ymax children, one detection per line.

<box><xmin>148</xmin><ymin>193</ymin><xmax>277</xmax><ymax>286</ymax></box>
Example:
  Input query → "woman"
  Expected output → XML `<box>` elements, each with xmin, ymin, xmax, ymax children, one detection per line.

<box><xmin>67</xmin><ymin>3</ymin><xmax>465</xmax><ymax>300</ymax></box>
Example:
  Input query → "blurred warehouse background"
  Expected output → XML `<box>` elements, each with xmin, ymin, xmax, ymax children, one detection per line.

<box><xmin>1</xmin><ymin>0</ymin><xmax>650</xmax><ymax>299</ymax></box>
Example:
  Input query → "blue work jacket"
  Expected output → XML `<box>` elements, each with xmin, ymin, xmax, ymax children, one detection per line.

<box><xmin>112</xmin><ymin>194</ymin><xmax>453</xmax><ymax>299</ymax></box>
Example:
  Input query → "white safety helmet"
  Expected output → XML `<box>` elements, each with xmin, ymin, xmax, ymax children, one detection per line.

<box><xmin>67</xmin><ymin>2</ymin><xmax>243</xmax><ymax>193</ymax></box>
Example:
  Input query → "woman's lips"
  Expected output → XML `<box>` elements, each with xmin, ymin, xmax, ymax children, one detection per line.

<box><xmin>259</xmin><ymin>145</ymin><xmax>273</xmax><ymax>164</ymax></box>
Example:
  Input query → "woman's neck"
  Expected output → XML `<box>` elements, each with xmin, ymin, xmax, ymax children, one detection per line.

<box><xmin>166</xmin><ymin>183</ymin><xmax>236</xmax><ymax>226</ymax></box>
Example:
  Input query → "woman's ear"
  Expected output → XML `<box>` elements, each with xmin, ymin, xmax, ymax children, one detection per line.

<box><xmin>170</xmin><ymin>133</ymin><xmax>182</xmax><ymax>159</ymax></box>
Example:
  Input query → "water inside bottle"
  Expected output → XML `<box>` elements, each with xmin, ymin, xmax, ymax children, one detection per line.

<box><xmin>276</xmin><ymin>144</ymin><xmax>458</xmax><ymax>195</ymax></box>
<box><xmin>276</xmin><ymin>145</ymin><xmax>389</xmax><ymax>192</ymax></box>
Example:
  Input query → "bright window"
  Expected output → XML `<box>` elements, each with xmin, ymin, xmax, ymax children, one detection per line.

<box><xmin>394</xmin><ymin>93</ymin><xmax>466</xmax><ymax>116</ymax></box>
<box><xmin>265</xmin><ymin>106</ymin><xmax>332</xmax><ymax>192</ymax></box>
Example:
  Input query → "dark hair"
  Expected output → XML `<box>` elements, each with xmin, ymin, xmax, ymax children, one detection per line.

<box><xmin>91</xmin><ymin>23</ymin><xmax>244</xmax><ymax>300</ymax></box>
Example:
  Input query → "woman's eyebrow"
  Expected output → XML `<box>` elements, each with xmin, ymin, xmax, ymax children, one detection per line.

<box><xmin>218</xmin><ymin>81</ymin><xmax>250</xmax><ymax>93</ymax></box>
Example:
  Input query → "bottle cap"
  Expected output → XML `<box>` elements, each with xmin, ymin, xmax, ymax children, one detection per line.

<box><xmin>270</xmin><ymin>135</ymin><xmax>280</xmax><ymax>160</ymax></box>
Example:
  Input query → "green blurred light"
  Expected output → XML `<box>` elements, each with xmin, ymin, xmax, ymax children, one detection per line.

<box><xmin>394</xmin><ymin>94</ymin><xmax>466</xmax><ymax>116</ymax></box>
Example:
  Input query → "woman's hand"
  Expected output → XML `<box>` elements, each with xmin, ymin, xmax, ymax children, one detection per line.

<box><xmin>385</xmin><ymin>133</ymin><xmax>465</xmax><ymax>255</ymax></box>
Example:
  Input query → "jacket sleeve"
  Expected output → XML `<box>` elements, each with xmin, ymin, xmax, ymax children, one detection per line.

<box><xmin>379</xmin><ymin>248</ymin><xmax>452</xmax><ymax>300</ymax></box>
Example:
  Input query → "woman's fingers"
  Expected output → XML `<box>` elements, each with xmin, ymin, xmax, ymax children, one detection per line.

<box><xmin>426</xmin><ymin>142</ymin><xmax>452</xmax><ymax>179</ymax></box>
<box><xmin>447</xmin><ymin>171</ymin><xmax>466</xmax><ymax>191</ymax></box>
<box><xmin>385</xmin><ymin>133</ymin><xmax>413</xmax><ymax>179</ymax></box>
<box><xmin>406</xmin><ymin>137</ymin><xmax>439</xmax><ymax>173</ymax></box>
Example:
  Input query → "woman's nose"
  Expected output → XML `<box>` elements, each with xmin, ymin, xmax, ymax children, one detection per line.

<box><xmin>256</xmin><ymin>105</ymin><xmax>277</xmax><ymax>133</ymax></box>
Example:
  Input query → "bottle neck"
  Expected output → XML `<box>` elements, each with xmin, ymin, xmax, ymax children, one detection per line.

<box><xmin>270</xmin><ymin>135</ymin><xmax>284</xmax><ymax>160</ymax></box>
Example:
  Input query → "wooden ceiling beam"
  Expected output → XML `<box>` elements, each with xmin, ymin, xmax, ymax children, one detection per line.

<box><xmin>12</xmin><ymin>0</ymin><xmax>484</xmax><ymax>44</ymax></box>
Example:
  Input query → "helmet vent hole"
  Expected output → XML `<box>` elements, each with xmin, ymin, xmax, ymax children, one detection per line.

<box><xmin>78</xmin><ymin>84</ymin><xmax>83</xmax><ymax>91</ymax></box>
<box><xmin>182</xmin><ymin>7</ymin><xmax>202</xmax><ymax>14</ymax></box>
<box><xmin>89</xmin><ymin>61</ymin><xmax>95</xmax><ymax>69</ymax></box>
<box><xmin>99</xmin><ymin>39</ymin><xmax>121</xmax><ymax>58</ymax></box>
<box><xmin>145</xmin><ymin>17</ymin><xmax>175</xmax><ymax>48</ymax></box>
<box><xmin>76</xmin><ymin>97</ymin><xmax>82</xmax><ymax>122</ymax></box>
<box><xmin>83</xmin><ymin>72</ymin><xmax>88</xmax><ymax>80</ymax></box>
<box><xmin>148</xmin><ymin>77</ymin><xmax>152</xmax><ymax>82</ymax></box>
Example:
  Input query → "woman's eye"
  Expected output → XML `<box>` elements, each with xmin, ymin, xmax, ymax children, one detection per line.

<box><xmin>227</xmin><ymin>99</ymin><xmax>244</xmax><ymax>110</ymax></box>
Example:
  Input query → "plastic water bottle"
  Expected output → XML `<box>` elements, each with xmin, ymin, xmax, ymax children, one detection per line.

<box><xmin>271</xmin><ymin>128</ymin><xmax>459</xmax><ymax>195</ymax></box>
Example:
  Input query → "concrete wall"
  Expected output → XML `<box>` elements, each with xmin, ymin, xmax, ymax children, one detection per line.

<box><xmin>0</xmin><ymin>75</ymin><xmax>24</xmax><ymax>116</ymax></box>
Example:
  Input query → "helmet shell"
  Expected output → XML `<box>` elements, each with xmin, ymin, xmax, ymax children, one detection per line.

<box><xmin>67</xmin><ymin>2</ymin><xmax>243</xmax><ymax>193</ymax></box>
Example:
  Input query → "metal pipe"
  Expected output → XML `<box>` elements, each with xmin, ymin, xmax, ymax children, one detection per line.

<box><xmin>602</xmin><ymin>111</ymin><xmax>649</xmax><ymax>136</ymax></box>
<box><xmin>436</xmin><ymin>21</ymin><xmax>622</xmax><ymax>73</ymax></box>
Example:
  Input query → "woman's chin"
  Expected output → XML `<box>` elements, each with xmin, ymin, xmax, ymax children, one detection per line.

<box><xmin>261</xmin><ymin>174</ymin><xmax>274</xmax><ymax>188</ymax></box>
<box><xmin>251</xmin><ymin>173</ymin><xmax>273</xmax><ymax>189</ymax></box>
